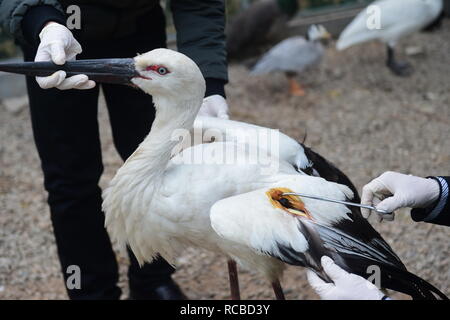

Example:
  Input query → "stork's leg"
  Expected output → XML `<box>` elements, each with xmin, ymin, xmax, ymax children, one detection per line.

<box><xmin>286</xmin><ymin>74</ymin><xmax>306</xmax><ymax>96</ymax></box>
<box><xmin>271</xmin><ymin>280</ymin><xmax>285</xmax><ymax>300</ymax></box>
<box><xmin>386</xmin><ymin>45</ymin><xmax>413</xmax><ymax>77</ymax></box>
<box><xmin>227</xmin><ymin>260</ymin><xmax>241</xmax><ymax>300</ymax></box>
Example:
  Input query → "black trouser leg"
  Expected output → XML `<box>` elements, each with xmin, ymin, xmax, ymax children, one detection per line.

<box><xmin>102</xmin><ymin>75</ymin><xmax>175</xmax><ymax>295</ymax></box>
<box><xmin>23</xmin><ymin>47</ymin><xmax>121</xmax><ymax>300</ymax></box>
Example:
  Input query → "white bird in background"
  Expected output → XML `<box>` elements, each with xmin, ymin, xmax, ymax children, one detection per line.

<box><xmin>336</xmin><ymin>0</ymin><xmax>444</xmax><ymax>76</ymax></box>
<box><xmin>0</xmin><ymin>49</ymin><xmax>446</xmax><ymax>300</ymax></box>
<box><xmin>251</xmin><ymin>25</ymin><xmax>331</xmax><ymax>96</ymax></box>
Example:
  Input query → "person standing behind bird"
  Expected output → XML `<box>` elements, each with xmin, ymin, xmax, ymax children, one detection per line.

<box><xmin>0</xmin><ymin>0</ymin><xmax>229</xmax><ymax>300</ymax></box>
<box><xmin>308</xmin><ymin>171</ymin><xmax>449</xmax><ymax>299</ymax></box>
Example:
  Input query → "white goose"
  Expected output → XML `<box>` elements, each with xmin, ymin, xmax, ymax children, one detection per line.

<box><xmin>337</xmin><ymin>0</ymin><xmax>443</xmax><ymax>76</ymax></box>
<box><xmin>251</xmin><ymin>25</ymin><xmax>331</xmax><ymax>96</ymax></box>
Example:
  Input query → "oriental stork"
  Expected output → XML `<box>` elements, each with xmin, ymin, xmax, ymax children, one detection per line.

<box><xmin>336</xmin><ymin>0</ymin><xmax>444</xmax><ymax>77</ymax></box>
<box><xmin>0</xmin><ymin>49</ymin><xmax>446</xmax><ymax>300</ymax></box>
<box><xmin>251</xmin><ymin>25</ymin><xmax>331</xmax><ymax>96</ymax></box>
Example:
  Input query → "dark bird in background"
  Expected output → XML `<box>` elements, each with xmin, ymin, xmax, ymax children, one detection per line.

<box><xmin>226</xmin><ymin>0</ymin><xmax>299</xmax><ymax>60</ymax></box>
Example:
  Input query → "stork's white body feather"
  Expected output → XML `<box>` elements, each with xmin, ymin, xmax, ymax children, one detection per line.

<box><xmin>210</xmin><ymin>176</ymin><xmax>353</xmax><ymax>263</ymax></box>
<box><xmin>104</xmin><ymin>141</ymin><xmax>278</xmax><ymax>278</ymax></box>
<box><xmin>337</xmin><ymin>0</ymin><xmax>443</xmax><ymax>50</ymax></box>
<box><xmin>104</xmin><ymin>136</ymin><xmax>352</xmax><ymax>280</ymax></box>
<box><xmin>192</xmin><ymin>116</ymin><xmax>311</xmax><ymax>170</ymax></box>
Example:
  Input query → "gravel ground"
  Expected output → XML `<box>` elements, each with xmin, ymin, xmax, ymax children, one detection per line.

<box><xmin>1</xmin><ymin>21</ymin><xmax>449</xmax><ymax>300</ymax></box>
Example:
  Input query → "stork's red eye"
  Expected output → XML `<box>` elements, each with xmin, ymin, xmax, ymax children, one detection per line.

<box><xmin>145</xmin><ymin>65</ymin><xmax>169</xmax><ymax>75</ymax></box>
<box><xmin>157</xmin><ymin>67</ymin><xmax>168</xmax><ymax>75</ymax></box>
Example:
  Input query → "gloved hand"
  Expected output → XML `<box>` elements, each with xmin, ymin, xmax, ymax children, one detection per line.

<box><xmin>197</xmin><ymin>95</ymin><xmax>229</xmax><ymax>119</ymax></box>
<box><xmin>307</xmin><ymin>256</ymin><xmax>385</xmax><ymax>300</ymax></box>
<box><xmin>361</xmin><ymin>171</ymin><xmax>440</xmax><ymax>221</ymax></box>
<box><xmin>35</xmin><ymin>22</ymin><xmax>95</xmax><ymax>90</ymax></box>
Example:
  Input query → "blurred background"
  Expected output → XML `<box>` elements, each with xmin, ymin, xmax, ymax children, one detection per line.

<box><xmin>1</xmin><ymin>0</ymin><xmax>449</xmax><ymax>299</ymax></box>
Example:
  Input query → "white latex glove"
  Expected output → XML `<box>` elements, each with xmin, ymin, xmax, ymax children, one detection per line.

<box><xmin>35</xmin><ymin>22</ymin><xmax>95</xmax><ymax>90</ymax></box>
<box><xmin>361</xmin><ymin>171</ymin><xmax>440</xmax><ymax>222</ymax></box>
<box><xmin>197</xmin><ymin>95</ymin><xmax>229</xmax><ymax>119</ymax></box>
<box><xmin>307</xmin><ymin>256</ymin><xmax>385</xmax><ymax>300</ymax></box>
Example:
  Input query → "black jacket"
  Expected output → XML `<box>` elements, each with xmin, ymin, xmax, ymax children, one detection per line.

<box><xmin>0</xmin><ymin>0</ymin><xmax>228</xmax><ymax>97</ymax></box>
<box><xmin>411</xmin><ymin>176</ymin><xmax>450</xmax><ymax>227</ymax></box>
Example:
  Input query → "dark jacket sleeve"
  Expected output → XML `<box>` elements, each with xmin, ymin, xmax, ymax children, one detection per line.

<box><xmin>0</xmin><ymin>0</ymin><xmax>65</xmax><ymax>46</ymax></box>
<box><xmin>170</xmin><ymin>0</ymin><xmax>228</xmax><ymax>97</ymax></box>
<box><xmin>411</xmin><ymin>176</ymin><xmax>450</xmax><ymax>227</ymax></box>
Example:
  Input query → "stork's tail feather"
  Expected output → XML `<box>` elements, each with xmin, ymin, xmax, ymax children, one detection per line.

<box><xmin>338</xmin><ymin>254</ymin><xmax>448</xmax><ymax>300</ymax></box>
<box><xmin>381</xmin><ymin>265</ymin><xmax>448</xmax><ymax>300</ymax></box>
<box><xmin>297</xmin><ymin>218</ymin><xmax>448</xmax><ymax>300</ymax></box>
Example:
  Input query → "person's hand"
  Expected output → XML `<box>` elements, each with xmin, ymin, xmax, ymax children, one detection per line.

<box><xmin>197</xmin><ymin>95</ymin><xmax>229</xmax><ymax>119</ymax></box>
<box><xmin>35</xmin><ymin>22</ymin><xmax>95</xmax><ymax>90</ymax></box>
<box><xmin>361</xmin><ymin>171</ymin><xmax>440</xmax><ymax>221</ymax></box>
<box><xmin>307</xmin><ymin>256</ymin><xmax>385</xmax><ymax>300</ymax></box>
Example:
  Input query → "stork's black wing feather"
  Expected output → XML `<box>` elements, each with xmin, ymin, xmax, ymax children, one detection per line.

<box><xmin>301</xmin><ymin>144</ymin><xmax>360</xmax><ymax>202</ymax></box>
<box><xmin>305</xmin><ymin>217</ymin><xmax>447</xmax><ymax>300</ymax></box>
<box><xmin>299</xmin><ymin>144</ymin><xmax>404</xmax><ymax>266</ymax></box>
<box><xmin>274</xmin><ymin>144</ymin><xmax>447</xmax><ymax>299</ymax></box>
<box><xmin>269</xmin><ymin>213</ymin><xmax>447</xmax><ymax>300</ymax></box>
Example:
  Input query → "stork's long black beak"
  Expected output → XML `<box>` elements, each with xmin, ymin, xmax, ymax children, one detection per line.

<box><xmin>0</xmin><ymin>58</ymin><xmax>138</xmax><ymax>85</ymax></box>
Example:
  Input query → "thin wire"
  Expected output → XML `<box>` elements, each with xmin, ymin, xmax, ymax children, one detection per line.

<box><xmin>281</xmin><ymin>192</ymin><xmax>392</xmax><ymax>215</ymax></box>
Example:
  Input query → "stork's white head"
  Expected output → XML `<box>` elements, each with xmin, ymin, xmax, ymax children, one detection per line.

<box><xmin>132</xmin><ymin>49</ymin><xmax>206</xmax><ymax>102</ymax></box>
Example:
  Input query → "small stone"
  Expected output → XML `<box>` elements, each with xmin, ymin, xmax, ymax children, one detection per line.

<box><xmin>424</xmin><ymin>92</ymin><xmax>439</xmax><ymax>101</ymax></box>
<box><xmin>330</xmin><ymin>68</ymin><xmax>344</xmax><ymax>79</ymax></box>
<box><xmin>405</xmin><ymin>46</ymin><xmax>424</xmax><ymax>56</ymax></box>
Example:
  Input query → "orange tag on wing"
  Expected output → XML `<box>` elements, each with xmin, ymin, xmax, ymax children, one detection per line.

<box><xmin>266</xmin><ymin>188</ymin><xmax>312</xmax><ymax>219</ymax></box>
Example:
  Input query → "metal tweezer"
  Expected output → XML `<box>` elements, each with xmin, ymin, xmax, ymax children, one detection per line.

<box><xmin>281</xmin><ymin>192</ymin><xmax>392</xmax><ymax>215</ymax></box>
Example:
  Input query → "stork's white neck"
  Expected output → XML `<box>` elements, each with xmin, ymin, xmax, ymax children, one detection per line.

<box><xmin>137</xmin><ymin>96</ymin><xmax>198</xmax><ymax>157</ymax></box>
<box><xmin>102</xmin><ymin>49</ymin><xmax>207</xmax><ymax>263</ymax></box>
<box><xmin>102</xmin><ymin>90</ymin><xmax>203</xmax><ymax>263</ymax></box>
<box><xmin>119</xmin><ymin>94</ymin><xmax>202</xmax><ymax>200</ymax></box>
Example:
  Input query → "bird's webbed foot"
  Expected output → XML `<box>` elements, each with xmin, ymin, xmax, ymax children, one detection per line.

<box><xmin>387</xmin><ymin>59</ymin><xmax>414</xmax><ymax>77</ymax></box>
<box><xmin>386</xmin><ymin>46</ymin><xmax>414</xmax><ymax>77</ymax></box>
